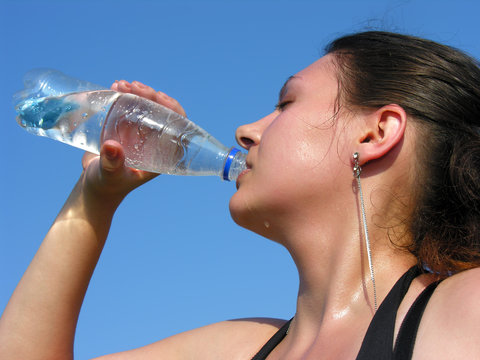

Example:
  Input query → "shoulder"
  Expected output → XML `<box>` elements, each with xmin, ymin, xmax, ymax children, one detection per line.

<box><xmin>429</xmin><ymin>266</ymin><xmax>480</xmax><ymax>315</ymax></box>
<box><xmin>413</xmin><ymin>267</ymin><xmax>480</xmax><ymax>359</ymax></box>
<box><xmin>92</xmin><ymin>317</ymin><xmax>288</xmax><ymax>360</ymax></box>
<box><xmin>171</xmin><ymin>317</ymin><xmax>288</xmax><ymax>357</ymax></box>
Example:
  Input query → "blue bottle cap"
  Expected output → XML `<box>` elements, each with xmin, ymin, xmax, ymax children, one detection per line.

<box><xmin>223</xmin><ymin>147</ymin><xmax>240</xmax><ymax>181</ymax></box>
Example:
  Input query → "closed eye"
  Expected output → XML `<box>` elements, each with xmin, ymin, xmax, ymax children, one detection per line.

<box><xmin>275</xmin><ymin>100</ymin><xmax>292</xmax><ymax>111</ymax></box>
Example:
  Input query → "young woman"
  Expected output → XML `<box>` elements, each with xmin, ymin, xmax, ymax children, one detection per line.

<box><xmin>1</xmin><ymin>31</ymin><xmax>480</xmax><ymax>359</ymax></box>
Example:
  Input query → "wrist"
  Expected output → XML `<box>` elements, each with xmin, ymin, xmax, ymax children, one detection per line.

<box><xmin>56</xmin><ymin>174</ymin><xmax>124</xmax><ymax>242</ymax></box>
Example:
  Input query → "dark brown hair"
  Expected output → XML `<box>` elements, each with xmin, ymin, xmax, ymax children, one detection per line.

<box><xmin>326</xmin><ymin>31</ymin><xmax>480</xmax><ymax>274</ymax></box>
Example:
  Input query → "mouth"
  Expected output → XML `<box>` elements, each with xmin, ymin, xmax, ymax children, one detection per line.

<box><xmin>235</xmin><ymin>164</ymin><xmax>251</xmax><ymax>189</ymax></box>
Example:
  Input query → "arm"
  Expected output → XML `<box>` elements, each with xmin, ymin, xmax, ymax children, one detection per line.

<box><xmin>0</xmin><ymin>140</ymin><xmax>155</xmax><ymax>359</ymax></box>
<box><xmin>0</xmin><ymin>81</ymin><xmax>184</xmax><ymax>360</ymax></box>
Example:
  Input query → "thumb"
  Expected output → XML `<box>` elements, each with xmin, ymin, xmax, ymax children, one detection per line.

<box><xmin>100</xmin><ymin>140</ymin><xmax>125</xmax><ymax>174</ymax></box>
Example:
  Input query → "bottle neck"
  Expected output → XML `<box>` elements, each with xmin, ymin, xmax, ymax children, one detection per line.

<box><xmin>223</xmin><ymin>147</ymin><xmax>246</xmax><ymax>181</ymax></box>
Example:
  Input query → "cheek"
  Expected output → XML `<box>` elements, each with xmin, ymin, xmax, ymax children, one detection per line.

<box><xmin>228</xmin><ymin>117</ymin><xmax>347</xmax><ymax>229</ymax></box>
<box><xmin>259</xmin><ymin>120</ymin><xmax>308</xmax><ymax>169</ymax></box>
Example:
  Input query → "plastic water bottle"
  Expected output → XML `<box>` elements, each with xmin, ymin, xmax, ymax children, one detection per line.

<box><xmin>13</xmin><ymin>69</ymin><xmax>246</xmax><ymax>181</ymax></box>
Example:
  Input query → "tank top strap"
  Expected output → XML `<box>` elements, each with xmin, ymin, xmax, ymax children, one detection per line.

<box><xmin>251</xmin><ymin>319</ymin><xmax>292</xmax><ymax>360</ymax></box>
<box><xmin>392</xmin><ymin>280</ymin><xmax>440</xmax><ymax>360</ymax></box>
<box><xmin>356</xmin><ymin>266</ymin><xmax>422</xmax><ymax>360</ymax></box>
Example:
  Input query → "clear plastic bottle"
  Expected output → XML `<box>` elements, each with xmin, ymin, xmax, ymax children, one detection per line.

<box><xmin>14</xmin><ymin>69</ymin><xmax>246</xmax><ymax>181</ymax></box>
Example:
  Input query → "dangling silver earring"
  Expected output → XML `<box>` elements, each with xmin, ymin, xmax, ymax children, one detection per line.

<box><xmin>353</xmin><ymin>152</ymin><xmax>378</xmax><ymax>312</ymax></box>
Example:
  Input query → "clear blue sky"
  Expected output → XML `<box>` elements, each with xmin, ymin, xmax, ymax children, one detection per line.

<box><xmin>1</xmin><ymin>0</ymin><xmax>480</xmax><ymax>358</ymax></box>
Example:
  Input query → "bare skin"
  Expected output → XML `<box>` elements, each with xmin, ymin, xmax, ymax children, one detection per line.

<box><xmin>1</xmin><ymin>58</ymin><xmax>480</xmax><ymax>359</ymax></box>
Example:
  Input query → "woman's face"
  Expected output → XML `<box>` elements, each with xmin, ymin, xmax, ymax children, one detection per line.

<box><xmin>230</xmin><ymin>55</ymin><xmax>357</xmax><ymax>240</ymax></box>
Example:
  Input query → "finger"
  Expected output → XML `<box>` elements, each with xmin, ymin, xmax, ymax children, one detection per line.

<box><xmin>116</xmin><ymin>80</ymin><xmax>132</xmax><ymax>93</ymax></box>
<box><xmin>110</xmin><ymin>80</ymin><xmax>119</xmax><ymax>91</ymax></box>
<box><xmin>111</xmin><ymin>79</ymin><xmax>187</xmax><ymax>117</ymax></box>
<box><xmin>154</xmin><ymin>91</ymin><xmax>187</xmax><ymax>117</ymax></box>
<box><xmin>100</xmin><ymin>140</ymin><xmax>125</xmax><ymax>174</ymax></box>
<box><xmin>129</xmin><ymin>80</ymin><xmax>187</xmax><ymax>117</ymax></box>
<box><xmin>131</xmin><ymin>81</ymin><xmax>158</xmax><ymax>102</ymax></box>
<box><xmin>99</xmin><ymin>141</ymin><xmax>156</xmax><ymax>182</ymax></box>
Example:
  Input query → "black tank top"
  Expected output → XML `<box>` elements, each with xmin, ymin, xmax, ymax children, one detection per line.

<box><xmin>251</xmin><ymin>266</ymin><xmax>441</xmax><ymax>360</ymax></box>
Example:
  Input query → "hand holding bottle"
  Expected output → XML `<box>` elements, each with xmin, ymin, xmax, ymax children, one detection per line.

<box><xmin>80</xmin><ymin>80</ymin><xmax>187</xmax><ymax>205</ymax></box>
<box><xmin>112</xmin><ymin>79</ymin><xmax>187</xmax><ymax>117</ymax></box>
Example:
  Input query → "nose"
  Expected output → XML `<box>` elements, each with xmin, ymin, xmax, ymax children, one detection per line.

<box><xmin>235</xmin><ymin>113</ymin><xmax>273</xmax><ymax>150</ymax></box>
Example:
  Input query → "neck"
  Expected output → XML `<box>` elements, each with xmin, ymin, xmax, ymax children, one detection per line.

<box><xmin>279</xmin><ymin>196</ymin><xmax>417</xmax><ymax>345</ymax></box>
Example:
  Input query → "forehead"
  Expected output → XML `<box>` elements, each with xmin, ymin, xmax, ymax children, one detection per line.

<box><xmin>289</xmin><ymin>55</ymin><xmax>338</xmax><ymax>100</ymax></box>
<box><xmin>295</xmin><ymin>55</ymin><xmax>337</xmax><ymax>85</ymax></box>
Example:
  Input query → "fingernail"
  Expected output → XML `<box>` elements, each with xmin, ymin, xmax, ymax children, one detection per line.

<box><xmin>105</xmin><ymin>145</ymin><xmax>118</xmax><ymax>161</ymax></box>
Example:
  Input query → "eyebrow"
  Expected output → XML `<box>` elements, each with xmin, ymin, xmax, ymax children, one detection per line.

<box><xmin>278</xmin><ymin>75</ymin><xmax>296</xmax><ymax>101</ymax></box>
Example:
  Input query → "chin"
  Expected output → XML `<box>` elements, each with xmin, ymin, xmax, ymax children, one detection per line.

<box><xmin>228</xmin><ymin>191</ymin><xmax>249</xmax><ymax>227</ymax></box>
<box><xmin>229</xmin><ymin>192</ymin><xmax>261</xmax><ymax>232</ymax></box>
<box><xmin>228</xmin><ymin>193</ymin><xmax>282</xmax><ymax>243</ymax></box>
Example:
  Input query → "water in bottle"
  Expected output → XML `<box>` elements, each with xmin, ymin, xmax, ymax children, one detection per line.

<box><xmin>14</xmin><ymin>69</ymin><xmax>246</xmax><ymax>181</ymax></box>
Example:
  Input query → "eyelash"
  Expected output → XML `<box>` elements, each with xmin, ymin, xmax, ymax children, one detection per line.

<box><xmin>275</xmin><ymin>100</ymin><xmax>291</xmax><ymax>111</ymax></box>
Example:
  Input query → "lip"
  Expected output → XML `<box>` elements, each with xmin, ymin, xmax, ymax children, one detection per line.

<box><xmin>235</xmin><ymin>167</ymin><xmax>251</xmax><ymax>189</ymax></box>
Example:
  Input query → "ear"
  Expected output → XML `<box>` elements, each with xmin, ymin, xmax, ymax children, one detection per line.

<box><xmin>355</xmin><ymin>104</ymin><xmax>407</xmax><ymax>165</ymax></box>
